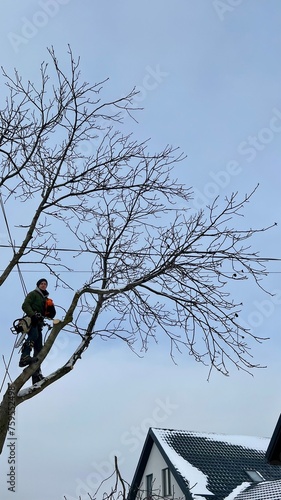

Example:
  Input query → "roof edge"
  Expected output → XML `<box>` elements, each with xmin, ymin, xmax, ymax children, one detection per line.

<box><xmin>266</xmin><ymin>414</ymin><xmax>281</xmax><ymax>465</ymax></box>
<box><xmin>127</xmin><ymin>428</ymin><xmax>193</xmax><ymax>500</ymax></box>
<box><xmin>150</xmin><ymin>428</ymin><xmax>195</xmax><ymax>500</ymax></box>
<box><xmin>127</xmin><ymin>428</ymin><xmax>154</xmax><ymax>500</ymax></box>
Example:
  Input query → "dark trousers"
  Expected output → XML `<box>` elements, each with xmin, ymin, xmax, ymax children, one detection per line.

<box><xmin>21</xmin><ymin>323</ymin><xmax>43</xmax><ymax>380</ymax></box>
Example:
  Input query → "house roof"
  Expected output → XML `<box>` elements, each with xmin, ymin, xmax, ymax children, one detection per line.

<box><xmin>128</xmin><ymin>428</ymin><xmax>281</xmax><ymax>500</ymax></box>
<box><xmin>231</xmin><ymin>479</ymin><xmax>281</xmax><ymax>500</ymax></box>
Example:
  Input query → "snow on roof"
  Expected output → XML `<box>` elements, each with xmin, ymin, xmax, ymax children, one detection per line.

<box><xmin>195</xmin><ymin>433</ymin><xmax>269</xmax><ymax>452</ymax></box>
<box><xmin>223</xmin><ymin>482</ymin><xmax>251</xmax><ymax>500</ymax></box>
<box><xmin>151</xmin><ymin>428</ymin><xmax>271</xmax><ymax>499</ymax></box>
<box><xmin>153</xmin><ymin>428</ymin><xmax>214</xmax><ymax>496</ymax></box>
<box><xmin>233</xmin><ymin>479</ymin><xmax>281</xmax><ymax>500</ymax></box>
<box><xmin>153</xmin><ymin>428</ymin><xmax>269</xmax><ymax>452</ymax></box>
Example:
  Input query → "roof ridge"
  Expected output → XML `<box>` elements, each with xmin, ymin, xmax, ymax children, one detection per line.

<box><xmin>151</xmin><ymin>428</ymin><xmax>269</xmax><ymax>447</ymax></box>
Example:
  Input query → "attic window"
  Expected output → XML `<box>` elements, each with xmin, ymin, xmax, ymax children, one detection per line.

<box><xmin>146</xmin><ymin>473</ymin><xmax>153</xmax><ymax>499</ymax></box>
<box><xmin>162</xmin><ymin>468</ymin><xmax>171</xmax><ymax>496</ymax></box>
<box><xmin>245</xmin><ymin>470</ymin><xmax>265</xmax><ymax>482</ymax></box>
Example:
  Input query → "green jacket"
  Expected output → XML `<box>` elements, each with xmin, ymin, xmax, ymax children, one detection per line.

<box><xmin>22</xmin><ymin>289</ymin><xmax>46</xmax><ymax>318</ymax></box>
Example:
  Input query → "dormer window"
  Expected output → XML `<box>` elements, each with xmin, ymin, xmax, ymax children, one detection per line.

<box><xmin>245</xmin><ymin>470</ymin><xmax>264</xmax><ymax>482</ymax></box>
<box><xmin>162</xmin><ymin>468</ymin><xmax>171</xmax><ymax>496</ymax></box>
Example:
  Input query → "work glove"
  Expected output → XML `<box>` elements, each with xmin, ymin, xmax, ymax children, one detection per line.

<box><xmin>31</xmin><ymin>313</ymin><xmax>43</xmax><ymax>325</ymax></box>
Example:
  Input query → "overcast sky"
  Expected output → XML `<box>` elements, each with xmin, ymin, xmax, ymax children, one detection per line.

<box><xmin>0</xmin><ymin>1</ymin><xmax>281</xmax><ymax>499</ymax></box>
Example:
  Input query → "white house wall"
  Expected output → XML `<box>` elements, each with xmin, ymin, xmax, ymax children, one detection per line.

<box><xmin>139</xmin><ymin>442</ymin><xmax>185</xmax><ymax>499</ymax></box>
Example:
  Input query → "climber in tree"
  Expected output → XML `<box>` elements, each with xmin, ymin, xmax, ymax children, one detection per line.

<box><xmin>19</xmin><ymin>278</ymin><xmax>56</xmax><ymax>384</ymax></box>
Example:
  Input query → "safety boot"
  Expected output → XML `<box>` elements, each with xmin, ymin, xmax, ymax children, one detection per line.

<box><xmin>19</xmin><ymin>355</ymin><xmax>38</xmax><ymax>367</ymax></box>
<box><xmin>19</xmin><ymin>340</ymin><xmax>37</xmax><ymax>367</ymax></box>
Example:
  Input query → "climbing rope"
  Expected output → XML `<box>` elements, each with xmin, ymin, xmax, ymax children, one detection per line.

<box><xmin>0</xmin><ymin>190</ymin><xmax>28</xmax><ymax>392</ymax></box>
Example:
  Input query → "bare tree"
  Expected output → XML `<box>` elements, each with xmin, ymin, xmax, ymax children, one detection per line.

<box><xmin>0</xmin><ymin>47</ymin><xmax>276</xmax><ymax>453</ymax></box>
<box><xmin>63</xmin><ymin>455</ymin><xmax>183</xmax><ymax>500</ymax></box>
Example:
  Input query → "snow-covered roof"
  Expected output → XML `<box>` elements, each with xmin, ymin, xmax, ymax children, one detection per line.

<box><xmin>128</xmin><ymin>427</ymin><xmax>281</xmax><ymax>500</ymax></box>
<box><xmin>153</xmin><ymin>427</ymin><xmax>269</xmax><ymax>452</ymax></box>
<box><xmin>233</xmin><ymin>479</ymin><xmax>281</xmax><ymax>499</ymax></box>
<box><xmin>152</xmin><ymin>428</ymin><xmax>275</xmax><ymax>499</ymax></box>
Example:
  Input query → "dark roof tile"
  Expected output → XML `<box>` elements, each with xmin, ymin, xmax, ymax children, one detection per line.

<box><xmin>151</xmin><ymin>428</ymin><xmax>281</xmax><ymax>500</ymax></box>
<box><xmin>233</xmin><ymin>479</ymin><xmax>281</xmax><ymax>499</ymax></box>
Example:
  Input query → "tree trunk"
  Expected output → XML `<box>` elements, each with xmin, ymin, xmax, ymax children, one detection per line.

<box><xmin>0</xmin><ymin>385</ymin><xmax>16</xmax><ymax>455</ymax></box>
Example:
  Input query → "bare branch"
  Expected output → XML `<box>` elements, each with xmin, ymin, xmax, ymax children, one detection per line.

<box><xmin>0</xmin><ymin>47</ymin><xmax>278</xmax><ymax>454</ymax></box>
